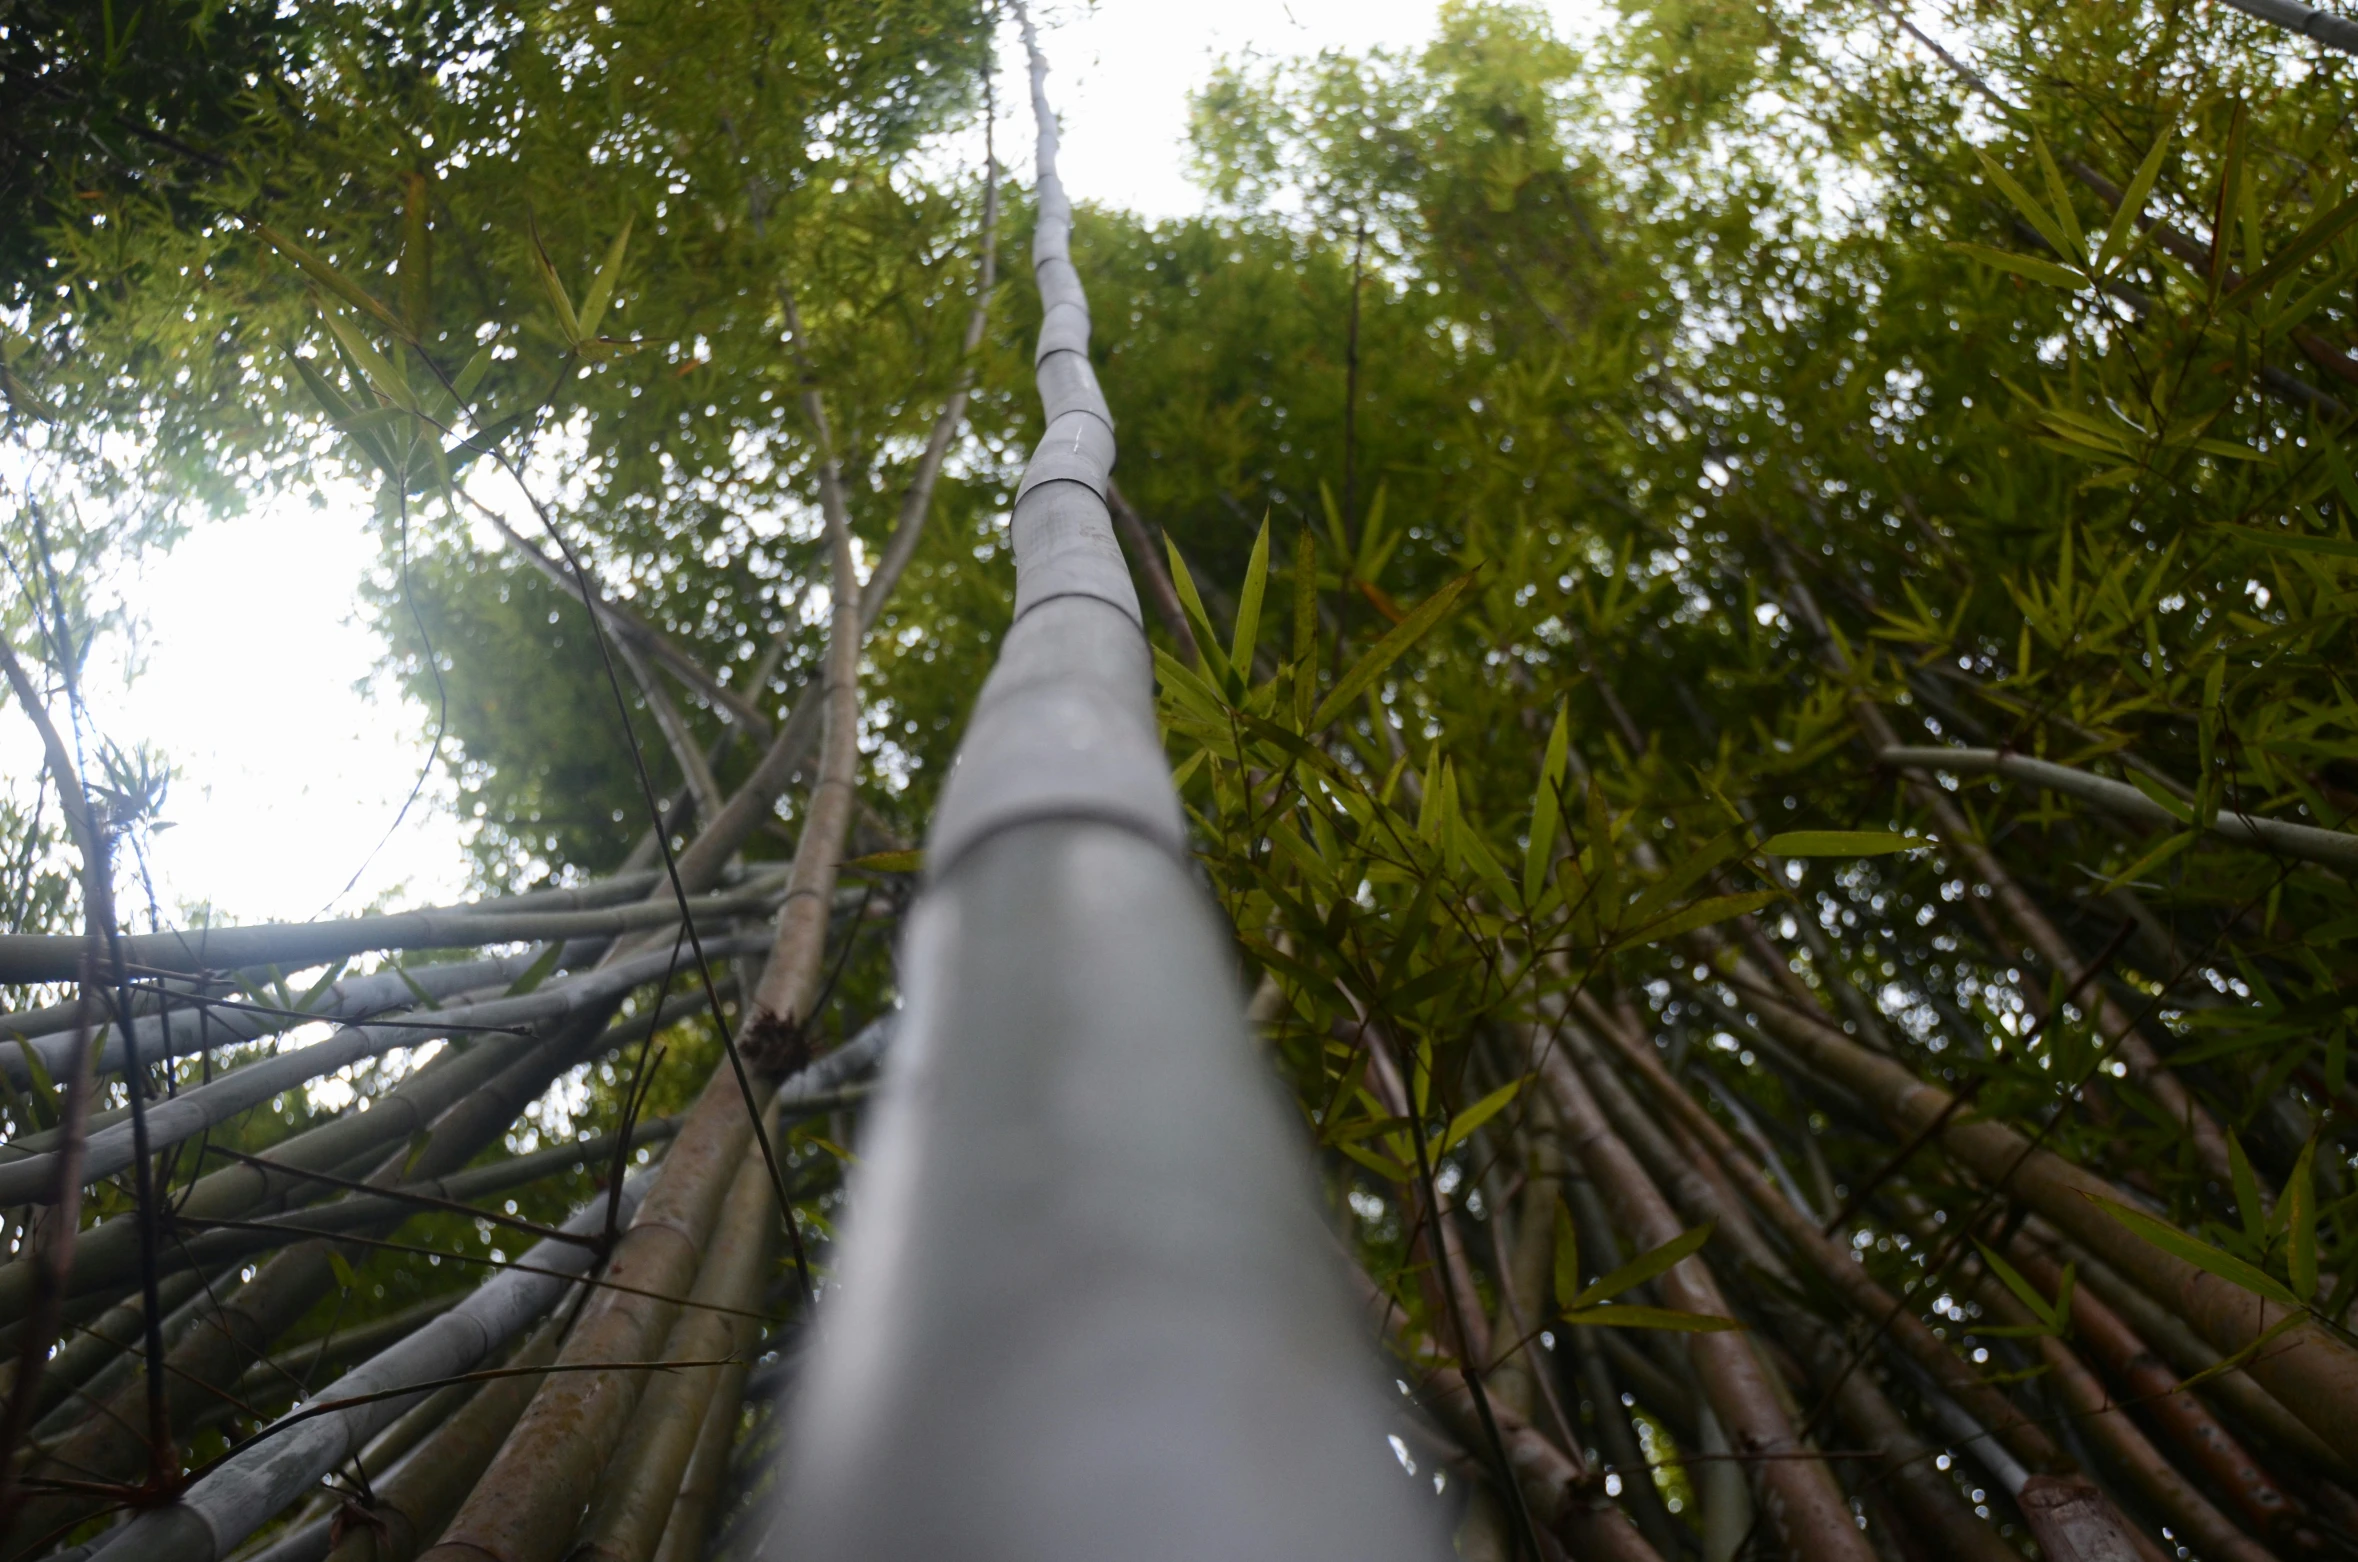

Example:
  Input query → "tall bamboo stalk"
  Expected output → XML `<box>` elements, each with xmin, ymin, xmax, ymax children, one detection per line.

<box><xmin>757</xmin><ymin>12</ymin><xmax>1443</xmax><ymax>1559</ymax></box>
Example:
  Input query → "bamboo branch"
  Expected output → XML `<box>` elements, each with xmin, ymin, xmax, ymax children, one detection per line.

<box><xmin>1531</xmin><ymin>1026</ymin><xmax>1881</xmax><ymax>1562</ymax></box>
<box><xmin>1881</xmin><ymin>746</ymin><xmax>2358</xmax><ymax>875</ymax></box>
<box><xmin>0</xmin><ymin>873</ymin><xmax>787</xmax><ymax>987</ymax></box>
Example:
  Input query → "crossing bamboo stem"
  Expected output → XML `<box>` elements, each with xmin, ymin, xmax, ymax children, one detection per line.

<box><xmin>565</xmin><ymin>1124</ymin><xmax>775</xmax><ymax>1562</ymax></box>
<box><xmin>1532</xmin><ymin>1028</ymin><xmax>1880</xmax><ymax>1562</ymax></box>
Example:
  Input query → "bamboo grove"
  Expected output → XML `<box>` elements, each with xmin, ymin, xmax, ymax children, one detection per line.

<box><xmin>4</xmin><ymin>0</ymin><xmax>2358</xmax><ymax>1557</ymax></box>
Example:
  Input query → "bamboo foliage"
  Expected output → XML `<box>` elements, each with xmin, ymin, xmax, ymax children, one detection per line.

<box><xmin>10</xmin><ymin>0</ymin><xmax>2358</xmax><ymax>1559</ymax></box>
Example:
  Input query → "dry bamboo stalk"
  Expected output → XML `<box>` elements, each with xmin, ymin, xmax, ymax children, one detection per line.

<box><xmin>1580</xmin><ymin>997</ymin><xmax>2073</xmax><ymax>1478</ymax></box>
<box><xmin>83</xmin><ymin>1173</ymin><xmax>654</xmax><ymax>1562</ymax></box>
<box><xmin>410</xmin><ymin>1060</ymin><xmax>770</xmax><ymax>1562</ymax></box>
<box><xmin>2017</xmin><ymin>1477</ymin><xmax>2151</xmax><ymax>1562</ymax></box>
<box><xmin>2027</xmin><ymin>1224</ymin><xmax>2353</xmax><ymax>1480</ymax></box>
<box><xmin>1768</xmin><ymin>566</ymin><xmax>2236</xmax><ymax>1188</ymax></box>
<box><xmin>0</xmin><ymin>932</ymin><xmax>771</xmax><ymax>1209</ymax></box>
<box><xmin>642</xmin><ymin>1349</ymin><xmax>748</xmax><ymax>1562</ymax></box>
<box><xmin>1533</xmin><ymin>1032</ymin><xmax>1880</xmax><ymax>1562</ymax></box>
<box><xmin>1482</xmin><ymin>1092</ymin><xmax>1562</xmax><ymax>1424</ymax></box>
<box><xmin>564</xmin><ymin>1129</ymin><xmax>774</xmax><ymax>1562</ymax></box>
<box><xmin>1362</xmin><ymin>1038</ymin><xmax>1493</xmax><ymax>1368</ymax></box>
<box><xmin>322</xmin><ymin>1321</ymin><xmax>568</xmax><ymax>1562</ymax></box>
<box><xmin>2003</xmin><ymin>1241</ymin><xmax>2316</xmax><ymax>1547</ymax></box>
<box><xmin>5</xmin><ymin>979</ymin><xmax>717</xmax><ymax>1331</ymax></box>
<box><xmin>1730</xmin><ymin>981</ymin><xmax>2358</xmax><ymax>1467</ymax></box>
<box><xmin>1964</xmin><ymin>1265</ymin><xmax>2284</xmax><ymax>1562</ymax></box>
<box><xmin>1347</xmin><ymin>1264</ymin><xmax>1665</xmax><ymax>1562</ymax></box>
<box><xmin>3</xmin><ymin>995</ymin><xmax>644</xmax><ymax>1557</ymax></box>
<box><xmin>417</xmin><ymin>300</ymin><xmax>871</xmax><ymax>1562</ymax></box>
<box><xmin>0</xmin><ymin>878</ymin><xmax>783</xmax><ymax>988</ymax></box>
<box><xmin>1559</xmin><ymin>1019</ymin><xmax>2025</xmax><ymax>1562</ymax></box>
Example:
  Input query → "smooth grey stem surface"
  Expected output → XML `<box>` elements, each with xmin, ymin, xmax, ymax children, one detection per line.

<box><xmin>0</xmin><ymin>872</ymin><xmax>785</xmax><ymax>986</ymax></box>
<box><xmin>1879</xmin><ymin>745</ymin><xmax>2358</xmax><ymax>873</ymax></box>
<box><xmin>0</xmin><ymin>933</ymin><xmax>772</xmax><ymax>1205</ymax></box>
<box><xmin>762</xmin><ymin>15</ymin><xmax>1439</xmax><ymax>1561</ymax></box>
<box><xmin>2218</xmin><ymin>0</ymin><xmax>2358</xmax><ymax>53</ymax></box>
<box><xmin>0</xmin><ymin>950</ymin><xmax>545</xmax><ymax>1092</ymax></box>
<box><xmin>84</xmin><ymin>1172</ymin><xmax>657</xmax><ymax>1562</ymax></box>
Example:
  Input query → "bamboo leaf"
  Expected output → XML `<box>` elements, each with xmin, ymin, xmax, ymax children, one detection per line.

<box><xmin>1950</xmin><ymin>244</ymin><xmax>2088</xmax><ymax>291</ymax></box>
<box><xmin>2286</xmin><ymin>1139</ymin><xmax>2318</xmax><ymax>1303</ymax></box>
<box><xmin>576</xmin><ymin>216</ymin><xmax>634</xmax><ymax>339</ymax></box>
<box><xmin>2239</xmin><ymin>528</ymin><xmax>2358</xmax><ymax>562</ymax></box>
<box><xmin>2033</xmin><ymin>135</ymin><xmax>2086</xmax><ymax>258</ymax></box>
<box><xmin>2228</xmin><ymin>188</ymin><xmax>2358</xmax><ymax>306</ymax></box>
<box><xmin>1553</xmin><ymin>1202</ymin><xmax>1581</xmax><ymax>1312</ymax></box>
<box><xmin>2095</xmin><ymin>124</ymin><xmax>2172</xmax><ymax>274</ymax></box>
<box><xmin>1571</xmin><ymin>1221</ymin><xmax>1714</xmax><ymax>1309</ymax></box>
<box><xmin>1974</xmin><ymin>1240</ymin><xmax>2065</xmax><ymax>1332</ymax></box>
<box><xmin>1559</xmin><ymin>1304</ymin><xmax>1744</xmax><ymax>1333</ymax></box>
<box><xmin>1164</xmin><ymin>538</ymin><xmax>1234</xmax><ymax>686</ymax></box>
<box><xmin>503</xmin><ymin>942</ymin><xmax>565</xmax><ymax>996</ymax></box>
<box><xmin>1524</xmin><ymin>703</ymin><xmax>1569</xmax><ymax>906</ymax></box>
<box><xmin>2229</xmin><ymin>1129</ymin><xmax>2266</xmax><ymax>1246</ymax></box>
<box><xmin>1434</xmin><ymin>1077</ymin><xmax>1523</xmax><ymax>1156</ymax></box>
<box><xmin>256</xmin><ymin>223</ymin><xmax>402</xmax><ymax>328</ymax></box>
<box><xmin>2090</xmin><ymin>1196</ymin><xmax>2303</xmax><ymax>1309</ymax></box>
<box><xmin>1310</xmin><ymin>569</ymin><xmax>1479</xmax><ymax>731</ymax></box>
<box><xmin>1619</xmin><ymin>890</ymin><xmax>1780</xmax><ymax>949</ymax></box>
<box><xmin>531</xmin><ymin>219</ymin><xmax>584</xmax><ymax>346</ymax></box>
<box><xmin>453</xmin><ymin>345</ymin><xmax>495</xmax><ymax>403</ymax></box>
<box><xmin>1757</xmin><ymin>830</ymin><xmax>1926</xmax><ymax>857</ymax></box>
<box><xmin>1972</xmin><ymin>151</ymin><xmax>2078</xmax><ymax>264</ymax></box>
<box><xmin>1231</xmin><ymin>515</ymin><xmax>1271</xmax><ymax>677</ymax></box>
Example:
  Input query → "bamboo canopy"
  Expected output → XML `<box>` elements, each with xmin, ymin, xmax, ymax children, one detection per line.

<box><xmin>3</xmin><ymin>0</ymin><xmax>2358</xmax><ymax>1560</ymax></box>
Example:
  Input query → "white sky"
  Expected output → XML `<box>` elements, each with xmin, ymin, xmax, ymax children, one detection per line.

<box><xmin>48</xmin><ymin>0</ymin><xmax>1596</xmax><ymax>929</ymax></box>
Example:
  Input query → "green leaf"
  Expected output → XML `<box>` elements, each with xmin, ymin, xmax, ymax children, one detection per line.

<box><xmin>1974</xmin><ymin>1240</ymin><xmax>2065</xmax><ymax>1332</ymax></box>
<box><xmin>2097</xmin><ymin>826</ymin><xmax>2194</xmax><ymax>893</ymax></box>
<box><xmin>1524</xmin><ymin>704</ymin><xmax>1570</xmax><ymax>906</ymax></box>
<box><xmin>531</xmin><ymin>220</ymin><xmax>584</xmax><ymax>346</ymax></box>
<box><xmin>2286</xmin><ymin>1139</ymin><xmax>2318</xmax><ymax>1303</ymax></box>
<box><xmin>316</xmin><ymin>305</ymin><xmax>415</xmax><ymax>413</ymax></box>
<box><xmin>328</xmin><ymin>1251</ymin><xmax>361</xmax><ymax>1293</ymax></box>
<box><xmin>1435</xmin><ymin>1077</ymin><xmax>1523</xmax><ymax>1156</ymax></box>
<box><xmin>1757</xmin><ymin>831</ymin><xmax>1927</xmax><ymax>857</ymax></box>
<box><xmin>1310</xmin><ymin>570</ymin><xmax>1479</xmax><ymax>731</ymax></box>
<box><xmin>2229</xmin><ymin>1130</ymin><xmax>2266</xmax><ymax>1247</ymax></box>
<box><xmin>576</xmin><ymin>215</ymin><xmax>634</xmax><ymax>339</ymax></box>
<box><xmin>2239</xmin><ymin>527</ymin><xmax>2358</xmax><ymax>562</ymax></box>
<box><xmin>1231</xmin><ymin>516</ymin><xmax>1271</xmax><ymax>677</ymax></box>
<box><xmin>10</xmin><ymin>1039</ymin><xmax>57</xmax><ymax>1131</ymax></box>
<box><xmin>1571</xmin><ymin>1221</ymin><xmax>1714</xmax><ymax>1309</ymax></box>
<box><xmin>2228</xmin><ymin>188</ymin><xmax>2358</xmax><ymax>306</ymax></box>
<box><xmin>2175</xmin><ymin>1309</ymin><xmax>2308</xmax><ymax>1393</ymax></box>
<box><xmin>1335</xmin><ymin>1137</ymin><xmax>1413</xmax><ymax>1183</ymax></box>
<box><xmin>2211</xmin><ymin>107</ymin><xmax>2248</xmax><ymax>302</ymax></box>
<box><xmin>1163</xmin><ymin>538</ymin><xmax>1233</xmax><ymax>686</ymax></box>
<box><xmin>1560</xmin><ymin>1304</ymin><xmax>1744</xmax><ymax>1332</ymax></box>
<box><xmin>503</xmin><ymin>941</ymin><xmax>565</xmax><ymax>997</ymax></box>
<box><xmin>2032</xmin><ymin>135</ymin><xmax>2087</xmax><ymax>258</ymax></box>
<box><xmin>1356</xmin><ymin>482</ymin><xmax>1398</xmax><ymax>584</ymax></box>
<box><xmin>1972</xmin><ymin>150</ymin><xmax>2078</xmax><ymax>264</ymax></box>
<box><xmin>2090</xmin><ymin>1196</ymin><xmax>2303</xmax><ymax>1310</ymax></box>
<box><xmin>1553</xmin><ymin>1203</ymin><xmax>1582</xmax><ymax>1312</ymax></box>
<box><xmin>256</xmin><ymin>223</ymin><xmax>402</xmax><ymax>328</ymax></box>
<box><xmin>1620</xmin><ymin>890</ymin><xmax>1781</xmax><ymax>949</ymax></box>
<box><xmin>1950</xmin><ymin>243</ymin><xmax>2088</xmax><ymax>291</ymax></box>
<box><xmin>453</xmin><ymin>345</ymin><xmax>495</xmax><ymax>403</ymax></box>
<box><xmin>2096</xmin><ymin>124</ymin><xmax>2172</xmax><ymax>274</ymax></box>
<box><xmin>846</xmin><ymin>849</ymin><xmax>924</xmax><ymax>874</ymax></box>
